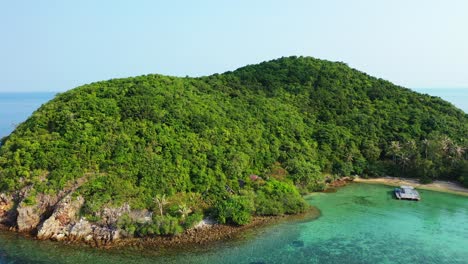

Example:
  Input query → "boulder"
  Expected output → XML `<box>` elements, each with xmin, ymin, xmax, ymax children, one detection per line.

<box><xmin>129</xmin><ymin>209</ymin><xmax>152</xmax><ymax>224</ymax></box>
<box><xmin>193</xmin><ymin>217</ymin><xmax>217</xmax><ymax>229</ymax></box>
<box><xmin>91</xmin><ymin>225</ymin><xmax>120</xmax><ymax>246</ymax></box>
<box><xmin>37</xmin><ymin>215</ymin><xmax>64</xmax><ymax>240</ymax></box>
<box><xmin>16</xmin><ymin>205</ymin><xmax>41</xmax><ymax>232</ymax></box>
<box><xmin>69</xmin><ymin>218</ymin><xmax>93</xmax><ymax>240</ymax></box>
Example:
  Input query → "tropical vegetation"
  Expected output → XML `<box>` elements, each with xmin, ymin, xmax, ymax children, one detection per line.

<box><xmin>0</xmin><ymin>56</ymin><xmax>467</xmax><ymax>233</ymax></box>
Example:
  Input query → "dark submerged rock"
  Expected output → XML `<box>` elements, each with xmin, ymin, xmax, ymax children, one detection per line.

<box><xmin>291</xmin><ymin>240</ymin><xmax>305</xmax><ymax>247</ymax></box>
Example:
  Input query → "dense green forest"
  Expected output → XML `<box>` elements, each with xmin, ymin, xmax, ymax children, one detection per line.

<box><xmin>1</xmin><ymin>56</ymin><xmax>467</xmax><ymax>234</ymax></box>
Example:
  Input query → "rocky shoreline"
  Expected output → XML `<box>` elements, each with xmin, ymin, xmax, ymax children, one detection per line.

<box><xmin>0</xmin><ymin>208</ymin><xmax>319</xmax><ymax>249</ymax></box>
<box><xmin>0</xmin><ymin>185</ymin><xmax>321</xmax><ymax>249</ymax></box>
<box><xmin>0</xmin><ymin>190</ymin><xmax>121</xmax><ymax>247</ymax></box>
<box><xmin>111</xmin><ymin>206</ymin><xmax>320</xmax><ymax>250</ymax></box>
<box><xmin>322</xmin><ymin>176</ymin><xmax>355</xmax><ymax>192</ymax></box>
<box><xmin>0</xmin><ymin>175</ymin><xmax>465</xmax><ymax>250</ymax></box>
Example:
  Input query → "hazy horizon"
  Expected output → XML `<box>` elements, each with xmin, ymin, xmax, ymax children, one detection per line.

<box><xmin>1</xmin><ymin>0</ymin><xmax>468</xmax><ymax>92</ymax></box>
<box><xmin>0</xmin><ymin>86</ymin><xmax>466</xmax><ymax>93</ymax></box>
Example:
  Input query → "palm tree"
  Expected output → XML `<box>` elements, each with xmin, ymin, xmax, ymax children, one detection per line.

<box><xmin>388</xmin><ymin>141</ymin><xmax>401</xmax><ymax>164</ymax></box>
<box><xmin>422</xmin><ymin>139</ymin><xmax>429</xmax><ymax>159</ymax></box>
<box><xmin>440</xmin><ymin>136</ymin><xmax>452</xmax><ymax>154</ymax></box>
<box><xmin>178</xmin><ymin>203</ymin><xmax>191</xmax><ymax>219</ymax></box>
<box><xmin>454</xmin><ymin>146</ymin><xmax>465</xmax><ymax>160</ymax></box>
<box><xmin>154</xmin><ymin>194</ymin><xmax>168</xmax><ymax>216</ymax></box>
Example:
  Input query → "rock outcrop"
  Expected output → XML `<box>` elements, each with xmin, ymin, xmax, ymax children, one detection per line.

<box><xmin>16</xmin><ymin>193</ymin><xmax>59</xmax><ymax>232</ymax></box>
<box><xmin>0</xmin><ymin>187</ymin><xmax>123</xmax><ymax>246</ymax></box>
<box><xmin>129</xmin><ymin>209</ymin><xmax>152</xmax><ymax>224</ymax></box>
<box><xmin>99</xmin><ymin>203</ymin><xmax>130</xmax><ymax>226</ymax></box>
<box><xmin>34</xmin><ymin>193</ymin><xmax>118</xmax><ymax>245</ymax></box>
<box><xmin>16</xmin><ymin>205</ymin><xmax>41</xmax><ymax>232</ymax></box>
<box><xmin>36</xmin><ymin>194</ymin><xmax>84</xmax><ymax>240</ymax></box>
<box><xmin>90</xmin><ymin>225</ymin><xmax>120</xmax><ymax>246</ymax></box>
<box><xmin>0</xmin><ymin>193</ymin><xmax>14</xmax><ymax>225</ymax></box>
<box><xmin>69</xmin><ymin>218</ymin><xmax>93</xmax><ymax>241</ymax></box>
<box><xmin>193</xmin><ymin>217</ymin><xmax>217</xmax><ymax>230</ymax></box>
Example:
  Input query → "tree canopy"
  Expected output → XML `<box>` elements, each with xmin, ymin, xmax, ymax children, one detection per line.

<box><xmin>0</xmin><ymin>56</ymin><xmax>467</xmax><ymax>230</ymax></box>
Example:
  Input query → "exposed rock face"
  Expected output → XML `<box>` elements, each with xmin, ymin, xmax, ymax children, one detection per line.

<box><xmin>69</xmin><ymin>218</ymin><xmax>93</xmax><ymax>241</ymax></box>
<box><xmin>0</xmin><ymin>180</ymin><xmax>127</xmax><ymax>246</ymax></box>
<box><xmin>45</xmin><ymin>216</ymin><xmax>120</xmax><ymax>245</ymax></box>
<box><xmin>90</xmin><ymin>225</ymin><xmax>120</xmax><ymax>246</ymax></box>
<box><xmin>129</xmin><ymin>209</ymin><xmax>152</xmax><ymax>224</ymax></box>
<box><xmin>0</xmin><ymin>194</ymin><xmax>12</xmax><ymax>215</ymax></box>
<box><xmin>37</xmin><ymin>194</ymin><xmax>84</xmax><ymax>240</ymax></box>
<box><xmin>16</xmin><ymin>205</ymin><xmax>41</xmax><ymax>232</ymax></box>
<box><xmin>327</xmin><ymin>176</ymin><xmax>354</xmax><ymax>188</ymax></box>
<box><xmin>0</xmin><ymin>194</ymin><xmax>14</xmax><ymax>225</ymax></box>
<box><xmin>99</xmin><ymin>203</ymin><xmax>130</xmax><ymax>226</ymax></box>
<box><xmin>193</xmin><ymin>217</ymin><xmax>217</xmax><ymax>230</ymax></box>
<box><xmin>16</xmin><ymin>193</ymin><xmax>60</xmax><ymax>232</ymax></box>
<box><xmin>34</xmin><ymin>194</ymin><xmax>122</xmax><ymax>245</ymax></box>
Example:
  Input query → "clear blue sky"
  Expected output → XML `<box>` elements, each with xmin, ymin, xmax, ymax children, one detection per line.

<box><xmin>1</xmin><ymin>0</ymin><xmax>468</xmax><ymax>92</ymax></box>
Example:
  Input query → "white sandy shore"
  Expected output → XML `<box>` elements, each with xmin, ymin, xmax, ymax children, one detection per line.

<box><xmin>354</xmin><ymin>176</ymin><xmax>468</xmax><ymax>197</ymax></box>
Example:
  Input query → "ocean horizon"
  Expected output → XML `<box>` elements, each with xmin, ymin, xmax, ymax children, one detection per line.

<box><xmin>412</xmin><ymin>88</ymin><xmax>468</xmax><ymax>113</ymax></box>
<box><xmin>0</xmin><ymin>92</ymin><xmax>56</xmax><ymax>139</ymax></box>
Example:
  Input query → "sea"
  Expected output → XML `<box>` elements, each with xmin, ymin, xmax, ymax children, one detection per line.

<box><xmin>0</xmin><ymin>184</ymin><xmax>466</xmax><ymax>263</ymax></box>
<box><xmin>0</xmin><ymin>92</ymin><xmax>56</xmax><ymax>139</ymax></box>
<box><xmin>412</xmin><ymin>88</ymin><xmax>468</xmax><ymax>114</ymax></box>
<box><xmin>0</xmin><ymin>89</ymin><xmax>467</xmax><ymax>263</ymax></box>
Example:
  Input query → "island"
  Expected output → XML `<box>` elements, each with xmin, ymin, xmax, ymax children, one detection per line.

<box><xmin>0</xmin><ymin>56</ymin><xmax>467</xmax><ymax>246</ymax></box>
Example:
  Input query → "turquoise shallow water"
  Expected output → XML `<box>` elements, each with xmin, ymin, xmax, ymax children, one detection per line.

<box><xmin>0</xmin><ymin>92</ymin><xmax>467</xmax><ymax>263</ymax></box>
<box><xmin>0</xmin><ymin>183</ymin><xmax>467</xmax><ymax>264</ymax></box>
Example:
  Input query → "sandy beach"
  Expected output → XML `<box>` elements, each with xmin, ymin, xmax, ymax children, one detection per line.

<box><xmin>354</xmin><ymin>176</ymin><xmax>468</xmax><ymax>197</ymax></box>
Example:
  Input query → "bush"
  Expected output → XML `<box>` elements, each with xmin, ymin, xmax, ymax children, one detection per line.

<box><xmin>117</xmin><ymin>214</ymin><xmax>137</xmax><ymax>237</ymax></box>
<box><xmin>181</xmin><ymin>212</ymin><xmax>204</xmax><ymax>229</ymax></box>
<box><xmin>285</xmin><ymin>158</ymin><xmax>323</xmax><ymax>192</ymax></box>
<box><xmin>455</xmin><ymin>161</ymin><xmax>468</xmax><ymax>187</ymax></box>
<box><xmin>254</xmin><ymin>180</ymin><xmax>307</xmax><ymax>215</ymax></box>
<box><xmin>22</xmin><ymin>193</ymin><xmax>37</xmax><ymax>206</ymax></box>
<box><xmin>419</xmin><ymin>176</ymin><xmax>433</xmax><ymax>184</ymax></box>
<box><xmin>152</xmin><ymin>215</ymin><xmax>184</xmax><ymax>235</ymax></box>
<box><xmin>215</xmin><ymin>195</ymin><xmax>254</xmax><ymax>225</ymax></box>
<box><xmin>254</xmin><ymin>192</ymin><xmax>282</xmax><ymax>215</ymax></box>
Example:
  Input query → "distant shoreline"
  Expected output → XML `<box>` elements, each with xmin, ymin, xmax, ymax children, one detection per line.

<box><xmin>354</xmin><ymin>176</ymin><xmax>468</xmax><ymax>197</ymax></box>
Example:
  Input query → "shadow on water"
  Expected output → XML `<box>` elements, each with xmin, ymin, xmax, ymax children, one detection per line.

<box><xmin>322</xmin><ymin>187</ymin><xmax>337</xmax><ymax>193</ymax></box>
<box><xmin>351</xmin><ymin>195</ymin><xmax>375</xmax><ymax>206</ymax></box>
<box><xmin>386</xmin><ymin>190</ymin><xmax>397</xmax><ymax>199</ymax></box>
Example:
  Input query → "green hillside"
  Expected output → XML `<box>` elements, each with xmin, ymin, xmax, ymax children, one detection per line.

<box><xmin>1</xmin><ymin>56</ymin><xmax>467</xmax><ymax>234</ymax></box>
